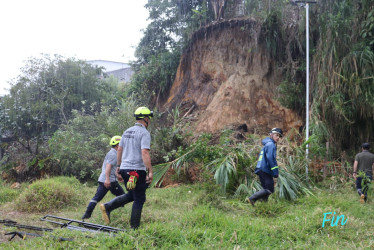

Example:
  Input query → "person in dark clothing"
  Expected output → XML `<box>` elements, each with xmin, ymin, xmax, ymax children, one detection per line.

<box><xmin>81</xmin><ymin>136</ymin><xmax>125</xmax><ymax>220</ymax></box>
<box><xmin>100</xmin><ymin>107</ymin><xmax>153</xmax><ymax>229</ymax></box>
<box><xmin>246</xmin><ymin>128</ymin><xmax>283</xmax><ymax>206</ymax></box>
<box><xmin>353</xmin><ymin>142</ymin><xmax>374</xmax><ymax>203</ymax></box>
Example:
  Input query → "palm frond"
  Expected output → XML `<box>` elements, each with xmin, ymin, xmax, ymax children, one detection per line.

<box><xmin>276</xmin><ymin>168</ymin><xmax>312</xmax><ymax>200</ymax></box>
<box><xmin>206</xmin><ymin>153</ymin><xmax>237</xmax><ymax>193</ymax></box>
<box><xmin>151</xmin><ymin>148</ymin><xmax>195</xmax><ymax>187</ymax></box>
<box><xmin>234</xmin><ymin>178</ymin><xmax>262</xmax><ymax>198</ymax></box>
<box><xmin>234</xmin><ymin>184</ymin><xmax>249</xmax><ymax>197</ymax></box>
<box><xmin>151</xmin><ymin>163</ymin><xmax>172</xmax><ymax>188</ymax></box>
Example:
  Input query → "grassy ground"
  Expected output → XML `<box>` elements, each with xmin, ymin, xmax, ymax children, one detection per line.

<box><xmin>0</xmin><ymin>178</ymin><xmax>373</xmax><ymax>249</ymax></box>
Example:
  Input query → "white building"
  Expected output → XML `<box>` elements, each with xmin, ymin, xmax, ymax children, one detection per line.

<box><xmin>87</xmin><ymin>60</ymin><xmax>133</xmax><ymax>83</ymax></box>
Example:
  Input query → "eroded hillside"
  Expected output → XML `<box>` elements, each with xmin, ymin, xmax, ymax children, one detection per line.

<box><xmin>162</xmin><ymin>18</ymin><xmax>303</xmax><ymax>135</ymax></box>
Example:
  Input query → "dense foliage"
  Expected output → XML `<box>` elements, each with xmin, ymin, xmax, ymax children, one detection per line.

<box><xmin>153</xmin><ymin>130</ymin><xmax>316</xmax><ymax>200</ymax></box>
<box><xmin>313</xmin><ymin>0</ymin><xmax>374</xmax><ymax>151</ymax></box>
<box><xmin>0</xmin><ymin>55</ymin><xmax>115</xmax><ymax>155</ymax></box>
<box><xmin>1</xmin><ymin>0</ymin><xmax>372</xmax><ymax>187</ymax></box>
<box><xmin>0</xmin><ymin>55</ymin><xmax>121</xmax><ymax>181</ymax></box>
<box><xmin>48</xmin><ymin>99</ymin><xmax>138</xmax><ymax>181</ymax></box>
<box><xmin>48</xmin><ymin>97</ymin><xmax>184</xmax><ymax>181</ymax></box>
<box><xmin>267</xmin><ymin>0</ymin><xmax>374</xmax><ymax>154</ymax></box>
<box><xmin>128</xmin><ymin>0</ymin><xmax>207</xmax><ymax>104</ymax></box>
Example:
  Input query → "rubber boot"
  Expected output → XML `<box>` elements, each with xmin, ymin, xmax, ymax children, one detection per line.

<box><xmin>360</xmin><ymin>194</ymin><xmax>365</xmax><ymax>204</ymax></box>
<box><xmin>82</xmin><ymin>202</ymin><xmax>96</xmax><ymax>220</ymax></box>
<box><xmin>259</xmin><ymin>195</ymin><xmax>269</xmax><ymax>202</ymax></box>
<box><xmin>130</xmin><ymin>207</ymin><xmax>142</xmax><ymax>229</ymax></box>
<box><xmin>100</xmin><ymin>194</ymin><xmax>131</xmax><ymax>224</ymax></box>
<box><xmin>357</xmin><ymin>189</ymin><xmax>365</xmax><ymax>204</ymax></box>
<box><xmin>246</xmin><ymin>189</ymin><xmax>272</xmax><ymax>206</ymax></box>
<box><xmin>363</xmin><ymin>187</ymin><xmax>369</xmax><ymax>203</ymax></box>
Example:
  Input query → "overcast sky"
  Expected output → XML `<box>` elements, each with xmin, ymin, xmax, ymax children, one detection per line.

<box><xmin>0</xmin><ymin>0</ymin><xmax>149</xmax><ymax>96</ymax></box>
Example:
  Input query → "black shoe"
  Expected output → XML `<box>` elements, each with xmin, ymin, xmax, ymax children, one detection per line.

<box><xmin>100</xmin><ymin>204</ymin><xmax>111</xmax><ymax>224</ymax></box>
<box><xmin>81</xmin><ymin>212</ymin><xmax>91</xmax><ymax>220</ymax></box>
<box><xmin>245</xmin><ymin>197</ymin><xmax>255</xmax><ymax>206</ymax></box>
<box><xmin>82</xmin><ymin>202</ymin><xmax>96</xmax><ymax>220</ymax></box>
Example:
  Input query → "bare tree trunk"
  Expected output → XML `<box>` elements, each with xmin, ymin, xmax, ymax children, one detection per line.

<box><xmin>211</xmin><ymin>0</ymin><xmax>228</xmax><ymax>20</ymax></box>
<box><xmin>59</xmin><ymin>97</ymin><xmax>68</xmax><ymax>124</ymax></box>
<box><xmin>17</xmin><ymin>138</ymin><xmax>33</xmax><ymax>155</ymax></box>
<box><xmin>35</xmin><ymin>140</ymin><xmax>39</xmax><ymax>155</ymax></box>
<box><xmin>323</xmin><ymin>142</ymin><xmax>329</xmax><ymax>178</ymax></box>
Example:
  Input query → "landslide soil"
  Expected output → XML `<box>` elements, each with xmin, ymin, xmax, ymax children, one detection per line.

<box><xmin>162</xmin><ymin>18</ymin><xmax>303</xmax><ymax>135</ymax></box>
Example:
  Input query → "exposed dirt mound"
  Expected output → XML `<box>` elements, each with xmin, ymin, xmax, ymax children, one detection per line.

<box><xmin>162</xmin><ymin>18</ymin><xmax>303</xmax><ymax>135</ymax></box>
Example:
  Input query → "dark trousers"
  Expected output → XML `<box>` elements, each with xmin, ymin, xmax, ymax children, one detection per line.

<box><xmin>119</xmin><ymin>169</ymin><xmax>148</xmax><ymax>210</ymax></box>
<box><xmin>258</xmin><ymin>170</ymin><xmax>275</xmax><ymax>193</ymax></box>
<box><xmin>91</xmin><ymin>181</ymin><xmax>125</xmax><ymax>204</ymax></box>
<box><xmin>356</xmin><ymin>173</ymin><xmax>372</xmax><ymax>196</ymax></box>
<box><xmin>120</xmin><ymin>169</ymin><xmax>148</xmax><ymax>229</ymax></box>
<box><xmin>249</xmin><ymin>170</ymin><xmax>274</xmax><ymax>203</ymax></box>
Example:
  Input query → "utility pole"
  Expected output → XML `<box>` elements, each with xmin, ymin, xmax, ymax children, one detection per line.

<box><xmin>0</xmin><ymin>127</ymin><xmax>2</xmax><ymax>160</ymax></box>
<box><xmin>295</xmin><ymin>0</ymin><xmax>317</xmax><ymax>181</ymax></box>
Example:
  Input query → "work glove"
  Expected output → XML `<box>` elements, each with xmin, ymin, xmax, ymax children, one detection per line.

<box><xmin>127</xmin><ymin>171</ymin><xmax>139</xmax><ymax>190</ymax></box>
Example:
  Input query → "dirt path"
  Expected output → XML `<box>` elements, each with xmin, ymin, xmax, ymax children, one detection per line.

<box><xmin>0</xmin><ymin>208</ymin><xmax>50</xmax><ymax>243</ymax></box>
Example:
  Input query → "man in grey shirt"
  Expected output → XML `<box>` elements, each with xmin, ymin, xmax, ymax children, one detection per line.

<box><xmin>353</xmin><ymin>142</ymin><xmax>374</xmax><ymax>203</ymax></box>
<box><xmin>100</xmin><ymin>107</ymin><xmax>153</xmax><ymax>229</ymax></box>
<box><xmin>81</xmin><ymin>136</ymin><xmax>125</xmax><ymax>220</ymax></box>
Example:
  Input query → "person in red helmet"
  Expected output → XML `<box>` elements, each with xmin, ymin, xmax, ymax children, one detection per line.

<box><xmin>246</xmin><ymin>128</ymin><xmax>283</xmax><ymax>206</ymax></box>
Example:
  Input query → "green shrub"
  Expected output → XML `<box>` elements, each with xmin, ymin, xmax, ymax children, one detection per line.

<box><xmin>277</xmin><ymin>80</ymin><xmax>305</xmax><ymax>111</ymax></box>
<box><xmin>48</xmin><ymin>98</ymin><xmax>138</xmax><ymax>181</ymax></box>
<box><xmin>15</xmin><ymin>176</ymin><xmax>82</xmax><ymax>212</ymax></box>
<box><xmin>0</xmin><ymin>184</ymin><xmax>20</xmax><ymax>204</ymax></box>
<box><xmin>149</xmin><ymin>106</ymin><xmax>186</xmax><ymax>165</ymax></box>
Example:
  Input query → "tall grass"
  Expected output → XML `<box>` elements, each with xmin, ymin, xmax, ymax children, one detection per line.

<box><xmin>15</xmin><ymin>176</ymin><xmax>83</xmax><ymax>212</ymax></box>
<box><xmin>0</xmin><ymin>181</ymin><xmax>20</xmax><ymax>204</ymax></box>
<box><xmin>1</xmin><ymin>183</ymin><xmax>373</xmax><ymax>249</ymax></box>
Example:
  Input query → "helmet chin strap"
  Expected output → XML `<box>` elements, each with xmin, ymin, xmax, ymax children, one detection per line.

<box><xmin>144</xmin><ymin>117</ymin><xmax>149</xmax><ymax>128</ymax></box>
<box><xmin>270</xmin><ymin>133</ymin><xmax>276</xmax><ymax>141</ymax></box>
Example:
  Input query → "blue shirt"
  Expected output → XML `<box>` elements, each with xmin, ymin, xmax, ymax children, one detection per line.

<box><xmin>255</xmin><ymin>137</ymin><xmax>279</xmax><ymax>177</ymax></box>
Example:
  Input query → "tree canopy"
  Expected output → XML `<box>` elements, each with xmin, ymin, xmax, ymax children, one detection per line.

<box><xmin>0</xmin><ymin>54</ymin><xmax>116</xmax><ymax>155</ymax></box>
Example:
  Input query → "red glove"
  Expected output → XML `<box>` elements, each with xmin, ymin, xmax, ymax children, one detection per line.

<box><xmin>127</xmin><ymin>171</ymin><xmax>139</xmax><ymax>190</ymax></box>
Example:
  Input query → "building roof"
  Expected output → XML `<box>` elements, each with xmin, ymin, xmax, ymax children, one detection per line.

<box><xmin>87</xmin><ymin>60</ymin><xmax>130</xmax><ymax>72</ymax></box>
<box><xmin>106</xmin><ymin>68</ymin><xmax>133</xmax><ymax>82</ymax></box>
<box><xmin>87</xmin><ymin>60</ymin><xmax>133</xmax><ymax>83</ymax></box>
